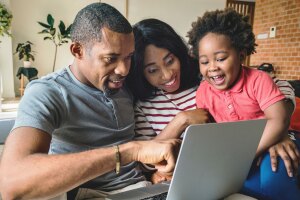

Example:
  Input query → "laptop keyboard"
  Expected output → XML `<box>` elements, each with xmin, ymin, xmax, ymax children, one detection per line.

<box><xmin>140</xmin><ymin>192</ymin><xmax>168</xmax><ymax>200</ymax></box>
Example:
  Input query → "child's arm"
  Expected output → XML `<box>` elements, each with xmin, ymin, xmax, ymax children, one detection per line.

<box><xmin>256</xmin><ymin>100</ymin><xmax>291</xmax><ymax>156</ymax></box>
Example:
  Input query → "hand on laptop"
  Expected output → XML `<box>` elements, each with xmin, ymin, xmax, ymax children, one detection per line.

<box><xmin>132</xmin><ymin>139</ymin><xmax>181</xmax><ymax>173</ymax></box>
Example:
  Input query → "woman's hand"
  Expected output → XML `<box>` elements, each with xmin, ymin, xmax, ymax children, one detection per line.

<box><xmin>258</xmin><ymin>133</ymin><xmax>300</xmax><ymax>177</ymax></box>
<box><xmin>178</xmin><ymin>108</ymin><xmax>210</xmax><ymax>127</ymax></box>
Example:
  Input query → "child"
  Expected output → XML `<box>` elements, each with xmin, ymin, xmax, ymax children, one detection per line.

<box><xmin>188</xmin><ymin>8</ymin><xmax>300</xmax><ymax>200</ymax></box>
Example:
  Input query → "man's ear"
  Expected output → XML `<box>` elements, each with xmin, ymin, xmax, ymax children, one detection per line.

<box><xmin>70</xmin><ymin>42</ymin><xmax>83</xmax><ymax>58</ymax></box>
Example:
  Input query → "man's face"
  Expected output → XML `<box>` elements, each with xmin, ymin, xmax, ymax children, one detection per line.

<box><xmin>74</xmin><ymin>27</ymin><xmax>134</xmax><ymax>94</ymax></box>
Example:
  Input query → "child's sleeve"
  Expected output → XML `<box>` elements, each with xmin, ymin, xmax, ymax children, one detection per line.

<box><xmin>196</xmin><ymin>83</ymin><xmax>208</xmax><ymax>109</ymax></box>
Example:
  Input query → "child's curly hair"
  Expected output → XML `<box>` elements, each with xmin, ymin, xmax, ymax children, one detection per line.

<box><xmin>187</xmin><ymin>8</ymin><xmax>257</xmax><ymax>58</ymax></box>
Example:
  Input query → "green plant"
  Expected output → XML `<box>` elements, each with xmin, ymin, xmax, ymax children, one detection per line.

<box><xmin>0</xmin><ymin>3</ymin><xmax>13</xmax><ymax>43</ymax></box>
<box><xmin>14</xmin><ymin>41</ymin><xmax>35</xmax><ymax>62</ymax></box>
<box><xmin>38</xmin><ymin>14</ymin><xmax>72</xmax><ymax>72</ymax></box>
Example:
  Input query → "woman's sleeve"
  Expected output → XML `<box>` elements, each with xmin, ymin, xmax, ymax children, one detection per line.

<box><xmin>273</xmin><ymin>77</ymin><xmax>296</xmax><ymax>108</ymax></box>
<box><xmin>133</xmin><ymin>104</ymin><xmax>157</xmax><ymax>140</ymax></box>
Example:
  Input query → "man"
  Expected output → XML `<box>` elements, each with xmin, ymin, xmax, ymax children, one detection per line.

<box><xmin>0</xmin><ymin>3</ymin><xmax>180</xmax><ymax>199</ymax></box>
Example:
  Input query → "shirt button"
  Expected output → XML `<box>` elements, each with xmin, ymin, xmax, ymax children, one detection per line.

<box><xmin>228</xmin><ymin>104</ymin><xmax>233</xmax><ymax>109</ymax></box>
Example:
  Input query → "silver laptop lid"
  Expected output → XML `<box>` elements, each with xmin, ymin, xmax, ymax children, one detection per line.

<box><xmin>166</xmin><ymin>119</ymin><xmax>266</xmax><ymax>200</ymax></box>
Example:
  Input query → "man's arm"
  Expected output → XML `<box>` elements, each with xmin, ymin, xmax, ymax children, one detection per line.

<box><xmin>0</xmin><ymin>127</ymin><xmax>180</xmax><ymax>200</ymax></box>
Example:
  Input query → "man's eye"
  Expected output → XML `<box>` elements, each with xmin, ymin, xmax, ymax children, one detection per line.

<box><xmin>104</xmin><ymin>57</ymin><xmax>115</xmax><ymax>64</ymax></box>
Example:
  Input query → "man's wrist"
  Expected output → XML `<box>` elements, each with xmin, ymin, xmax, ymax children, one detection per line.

<box><xmin>119</xmin><ymin>141</ymin><xmax>139</xmax><ymax>164</ymax></box>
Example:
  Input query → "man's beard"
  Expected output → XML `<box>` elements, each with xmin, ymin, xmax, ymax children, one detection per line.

<box><xmin>103</xmin><ymin>81</ymin><xmax>120</xmax><ymax>96</ymax></box>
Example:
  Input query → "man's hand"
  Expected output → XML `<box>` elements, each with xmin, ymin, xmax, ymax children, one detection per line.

<box><xmin>132</xmin><ymin>139</ymin><xmax>181</xmax><ymax>173</ymax></box>
<box><xmin>151</xmin><ymin>171</ymin><xmax>172</xmax><ymax>184</ymax></box>
<box><xmin>258</xmin><ymin>134</ymin><xmax>300</xmax><ymax>177</ymax></box>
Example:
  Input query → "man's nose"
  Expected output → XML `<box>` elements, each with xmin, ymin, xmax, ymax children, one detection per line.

<box><xmin>115</xmin><ymin>61</ymin><xmax>129</xmax><ymax>76</ymax></box>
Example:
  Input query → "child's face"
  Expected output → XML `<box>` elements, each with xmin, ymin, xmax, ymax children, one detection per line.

<box><xmin>143</xmin><ymin>44</ymin><xmax>181</xmax><ymax>93</ymax></box>
<box><xmin>198</xmin><ymin>33</ymin><xmax>243</xmax><ymax>91</ymax></box>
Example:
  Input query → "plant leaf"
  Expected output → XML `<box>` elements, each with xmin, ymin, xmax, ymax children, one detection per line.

<box><xmin>49</xmin><ymin>28</ymin><xmax>56</xmax><ymax>36</ymax></box>
<box><xmin>47</xmin><ymin>14</ymin><xmax>54</xmax><ymax>27</ymax></box>
<box><xmin>44</xmin><ymin>36</ymin><xmax>52</xmax><ymax>40</ymax></box>
<box><xmin>66</xmin><ymin>24</ymin><xmax>72</xmax><ymax>33</ymax></box>
<box><xmin>38</xmin><ymin>29</ymin><xmax>49</xmax><ymax>34</ymax></box>
<box><xmin>58</xmin><ymin>21</ymin><xmax>66</xmax><ymax>34</ymax></box>
<box><xmin>37</xmin><ymin>21</ymin><xmax>51</xmax><ymax>29</ymax></box>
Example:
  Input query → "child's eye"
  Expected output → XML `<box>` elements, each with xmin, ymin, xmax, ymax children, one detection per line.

<box><xmin>216</xmin><ymin>57</ymin><xmax>226</xmax><ymax>62</ymax></box>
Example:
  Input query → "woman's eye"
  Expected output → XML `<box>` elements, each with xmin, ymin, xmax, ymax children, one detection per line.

<box><xmin>166</xmin><ymin>57</ymin><xmax>174</xmax><ymax>65</ymax></box>
<box><xmin>148</xmin><ymin>68</ymin><xmax>157</xmax><ymax>74</ymax></box>
<box><xmin>200</xmin><ymin>61</ymin><xmax>209</xmax><ymax>65</ymax></box>
<box><xmin>145</xmin><ymin>66</ymin><xmax>158</xmax><ymax>74</ymax></box>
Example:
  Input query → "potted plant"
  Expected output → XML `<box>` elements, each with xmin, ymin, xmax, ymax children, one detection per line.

<box><xmin>38</xmin><ymin>14</ymin><xmax>72</xmax><ymax>72</ymax></box>
<box><xmin>14</xmin><ymin>41</ymin><xmax>35</xmax><ymax>67</ymax></box>
<box><xmin>0</xmin><ymin>2</ymin><xmax>13</xmax><ymax>43</ymax></box>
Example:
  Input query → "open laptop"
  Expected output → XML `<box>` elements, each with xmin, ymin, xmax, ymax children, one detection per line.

<box><xmin>106</xmin><ymin>119</ymin><xmax>266</xmax><ymax>200</ymax></box>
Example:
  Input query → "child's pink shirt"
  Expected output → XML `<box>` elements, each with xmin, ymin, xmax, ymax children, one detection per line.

<box><xmin>196</xmin><ymin>67</ymin><xmax>285</xmax><ymax>122</ymax></box>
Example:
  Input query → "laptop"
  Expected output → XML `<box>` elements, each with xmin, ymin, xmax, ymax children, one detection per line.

<box><xmin>106</xmin><ymin>119</ymin><xmax>266</xmax><ymax>200</ymax></box>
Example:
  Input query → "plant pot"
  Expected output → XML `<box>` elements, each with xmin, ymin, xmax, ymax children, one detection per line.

<box><xmin>23</xmin><ymin>61</ymin><xmax>32</xmax><ymax>68</ymax></box>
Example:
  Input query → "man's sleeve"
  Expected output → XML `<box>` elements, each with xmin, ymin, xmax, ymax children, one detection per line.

<box><xmin>13</xmin><ymin>81</ymin><xmax>67</xmax><ymax>135</ymax></box>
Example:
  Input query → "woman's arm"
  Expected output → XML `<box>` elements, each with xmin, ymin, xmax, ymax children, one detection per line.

<box><xmin>155</xmin><ymin>108</ymin><xmax>209</xmax><ymax>140</ymax></box>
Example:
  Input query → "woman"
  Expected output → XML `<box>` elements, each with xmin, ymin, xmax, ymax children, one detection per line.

<box><xmin>126</xmin><ymin>18</ymin><xmax>300</xmax><ymax>199</ymax></box>
<box><xmin>126</xmin><ymin>18</ymin><xmax>209</xmax><ymax>141</ymax></box>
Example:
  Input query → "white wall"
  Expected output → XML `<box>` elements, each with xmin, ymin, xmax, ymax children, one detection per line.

<box><xmin>128</xmin><ymin>0</ymin><xmax>225</xmax><ymax>41</ymax></box>
<box><xmin>0</xmin><ymin>0</ymin><xmax>15</xmax><ymax>98</ymax></box>
<box><xmin>3</xmin><ymin>0</ymin><xmax>225</xmax><ymax>97</ymax></box>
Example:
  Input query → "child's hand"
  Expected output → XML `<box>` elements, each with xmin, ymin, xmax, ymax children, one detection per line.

<box><xmin>151</xmin><ymin>171</ymin><xmax>172</xmax><ymax>184</ymax></box>
<box><xmin>257</xmin><ymin>134</ymin><xmax>300</xmax><ymax>177</ymax></box>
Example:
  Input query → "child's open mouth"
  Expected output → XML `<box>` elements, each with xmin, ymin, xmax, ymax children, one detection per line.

<box><xmin>210</xmin><ymin>75</ymin><xmax>225</xmax><ymax>85</ymax></box>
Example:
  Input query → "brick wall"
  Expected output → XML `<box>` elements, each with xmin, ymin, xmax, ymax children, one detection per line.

<box><xmin>250</xmin><ymin>0</ymin><xmax>300</xmax><ymax>80</ymax></box>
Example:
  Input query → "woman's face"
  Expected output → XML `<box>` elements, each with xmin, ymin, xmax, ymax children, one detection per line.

<box><xmin>143</xmin><ymin>44</ymin><xmax>181</xmax><ymax>93</ymax></box>
<box><xmin>198</xmin><ymin>33</ymin><xmax>242</xmax><ymax>91</ymax></box>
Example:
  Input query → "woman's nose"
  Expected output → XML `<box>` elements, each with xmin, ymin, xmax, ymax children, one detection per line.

<box><xmin>161</xmin><ymin>69</ymin><xmax>173</xmax><ymax>80</ymax></box>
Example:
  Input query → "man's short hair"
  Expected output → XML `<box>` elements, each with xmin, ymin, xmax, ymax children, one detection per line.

<box><xmin>70</xmin><ymin>3</ymin><xmax>132</xmax><ymax>47</ymax></box>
